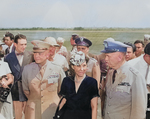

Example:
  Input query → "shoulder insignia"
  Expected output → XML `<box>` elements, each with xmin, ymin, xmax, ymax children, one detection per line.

<box><xmin>129</xmin><ymin>67</ymin><xmax>138</xmax><ymax>75</ymax></box>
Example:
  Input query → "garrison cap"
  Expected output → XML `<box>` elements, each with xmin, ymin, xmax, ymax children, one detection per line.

<box><xmin>31</xmin><ymin>40</ymin><xmax>50</xmax><ymax>53</ymax></box>
<box><xmin>144</xmin><ymin>42</ymin><xmax>150</xmax><ymax>55</ymax></box>
<box><xmin>101</xmin><ymin>40</ymin><xmax>131</xmax><ymax>53</ymax></box>
<box><xmin>75</xmin><ymin>37</ymin><xmax>92</xmax><ymax>47</ymax></box>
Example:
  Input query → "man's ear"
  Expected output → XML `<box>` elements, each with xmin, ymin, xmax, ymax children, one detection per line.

<box><xmin>14</xmin><ymin>42</ymin><xmax>17</xmax><ymax>47</ymax></box>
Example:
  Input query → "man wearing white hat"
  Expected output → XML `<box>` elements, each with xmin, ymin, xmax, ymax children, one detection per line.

<box><xmin>101</xmin><ymin>40</ymin><xmax>146</xmax><ymax>119</ymax></box>
<box><xmin>56</xmin><ymin>37</ymin><xmax>68</xmax><ymax>58</ymax></box>
<box><xmin>43</xmin><ymin>37</ymin><xmax>69</xmax><ymax>74</ymax></box>
<box><xmin>22</xmin><ymin>40</ymin><xmax>65</xmax><ymax>119</ymax></box>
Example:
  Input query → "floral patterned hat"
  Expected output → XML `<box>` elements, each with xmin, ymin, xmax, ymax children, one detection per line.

<box><xmin>70</xmin><ymin>51</ymin><xmax>85</xmax><ymax>66</ymax></box>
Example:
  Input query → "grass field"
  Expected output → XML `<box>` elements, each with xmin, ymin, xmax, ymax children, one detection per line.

<box><xmin>0</xmin><ymin>30</ymin><xmax>149</xmax><ymax>55</ymax></box>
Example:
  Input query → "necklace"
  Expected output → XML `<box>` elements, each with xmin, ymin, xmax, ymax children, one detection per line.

<box><xmin>74</xmin><ymin>74</ymin><xmax>86</xmax><ymax>83</ymax></box>
<box><xmin>75</xmin><ymin>79</ymin><xmax>81</xmax><ymax>83</ymax></box>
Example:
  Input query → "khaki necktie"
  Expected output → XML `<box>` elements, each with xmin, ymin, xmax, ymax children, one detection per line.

<box><xmin>40</xmin><ymin>67</ymin><xmax>45</xmax><ymax>79</ymax></box>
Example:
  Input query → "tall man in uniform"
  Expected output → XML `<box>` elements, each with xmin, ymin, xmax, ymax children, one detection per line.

<box><xmin>75</xmin><ymin>37</ymin><xmax>100</xmax><ymax>87</ymax></box>
<box><xmin>4</xmin><ymin>34</ymin><xmax>34</xmax><ymax>119</ymax></box>
<box><xmin>101</xmin><ymin>40</ymin><xmax>147</xmax><ymax>119</ymax></box>
<box><xmin>22</xmin><ymin>40</ymin><xmax>65</xmax><ymax>119</ymax></box>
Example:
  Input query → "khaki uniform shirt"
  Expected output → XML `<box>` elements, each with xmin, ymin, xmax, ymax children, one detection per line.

<box><xmin>104</xmin><ymin>62</ymin><xmax>147</xmax><ymax>119</ymax></box>
<box><xmin>86</xmin><ymin>57</ymin><xmax>101</xmax><ymax>87</ymax></box>
<box><xmin>22</xmin><ymin>60</ymin><xmax>66</xmax><ymax>119</ymax></box>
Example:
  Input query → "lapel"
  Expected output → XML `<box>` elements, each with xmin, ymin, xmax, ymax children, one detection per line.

<box><xmin>12</xmin><ymin>45</ymin><xmax>15</xmax><ymax>52</ymax></box>
<box><xmin>42</xmin><ymin>61</ymin><xmax>53</xmax><ymax>81</ymax></box>
<box><xmin>22</xmin><ymin>50</ymin><xmax>32</xmax><ymax>67</ymax></box>
<box><xmin>5</xmin><ymin>48</ymin><xmax>9</xmax><ymax>54</ymax></box>
<box><xmin>10</xmin><ymin>51</ymin><xmax>21</xmax><ymax>72</ymax></box>
<box><xmin>32</xmin><ymin>63</ymin><xmax>41</xmax><ymax>80</ymax></box>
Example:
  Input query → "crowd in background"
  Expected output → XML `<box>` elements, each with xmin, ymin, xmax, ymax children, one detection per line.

<box><xmin>0</xmin><ymin>32</ymin><xmax>149</xmax><ymax>119</ymax></box>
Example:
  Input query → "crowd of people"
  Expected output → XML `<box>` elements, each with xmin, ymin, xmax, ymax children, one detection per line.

<box><xmin>0</xmin><ymin>32</ymin><xmax>149</xmax><ymax>119</ymax></box>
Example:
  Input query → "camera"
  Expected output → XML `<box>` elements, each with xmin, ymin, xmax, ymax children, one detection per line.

<box><xmin>0</xmin><ymin>75</ymin><xmax>12</xmax><ymax>104</ymax></box>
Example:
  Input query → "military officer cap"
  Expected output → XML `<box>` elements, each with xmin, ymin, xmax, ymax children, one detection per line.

<box><xmin>101</xmin><ymin>40</ymin><xmax>130</xmax><ymax>53</ymax></box>
<box><xmin>31</xmin><ymin>40</ymin><xmax>50</xmax><ymax>53</ymax></box>
<box><xmin>144</xmin><ymin>34</ymin><xmax>150</xmax><ymax>41</ymax></box>
<box><xmin>144</xmin><ymin>42</ymin><xmax>150</xmax><ymax>55</ymax></box>
<box><xmin>43</xmin><ymin>37</ymin><xmax>59</xmax><ymax>47</ymax></box>
<box><xmin>75</xmin><ymin>37</ymin><xmax>92</xmax><ymax>47</ymax></box>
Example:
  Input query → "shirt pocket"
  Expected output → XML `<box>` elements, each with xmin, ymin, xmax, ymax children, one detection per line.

<box><xmin>116</xmin><ymin>85</ymin><xmax>131</xmax><ymax>94</ymax></box>
<box><xmin>116</xmin><ymin>85</ymin><xmax>131</xmax><ymax>105</ymax></box>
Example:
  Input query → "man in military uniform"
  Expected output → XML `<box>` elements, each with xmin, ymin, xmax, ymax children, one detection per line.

<box><xmin>22</xmin><ymin>40</ymin><xmax>65</xmax><ymax>119</ymax></box>
<box><xmin>101</xmin><ymin>40</ymin><xmax>147</xmax><ymax>119</ymax></box>
<box><xmin>75</xmin><ymin>37</ymin><xmax>100</xmax><ymax>88</ymax></box>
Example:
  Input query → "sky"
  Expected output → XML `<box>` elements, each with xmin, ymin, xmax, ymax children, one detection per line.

<box><xmin>0</xmin><ymin>0</ymin><xmax>150</xmax><ymax>28</ymax></box>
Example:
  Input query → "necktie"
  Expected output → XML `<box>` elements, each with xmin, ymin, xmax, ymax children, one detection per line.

<box><xmin>40</xmin><ymin>67</ymin><xmax>45</xmax><ymax>78</ymax></box>
<box><xmin>112</xmin><ymin>70</ymin><xmax>117</xmax><ymax>83</ymax></box>
<box><xmin>16</xmin><ymin>52</ymin><xmax>24</xmax><ymax>56</ymax></box>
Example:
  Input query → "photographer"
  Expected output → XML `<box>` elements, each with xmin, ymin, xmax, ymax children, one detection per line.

<box><xmin>0</xmin><ymin>49</ymin><xmax>14</xmax><ymax>119</ymax></box>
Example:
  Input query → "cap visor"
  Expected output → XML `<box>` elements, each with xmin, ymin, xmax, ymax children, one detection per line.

<box><xmin>33</xmin><ymin>49</ymin><xmax>46</xmax><ymax>53</ymax></box>
<box><xmin>101</xmin><ymin>50</ymin><xmax>116</xmax><ymax>53</ymax></box>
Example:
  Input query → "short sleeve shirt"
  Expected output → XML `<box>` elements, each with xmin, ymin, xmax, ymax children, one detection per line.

<box><xmin>0</xmin><ymin>61</ymin><xmax>11</xmax><ymax>76</ymax></box>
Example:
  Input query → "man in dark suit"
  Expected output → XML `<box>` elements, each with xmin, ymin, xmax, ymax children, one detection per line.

<box><xmin>4</xmin><ymin>34</ymin><xmax>34</xmax><ymax>119</ymax></box>
<box><xmin>3</xmin><ymin>32</ymin><xmax>15</xmax><ymax>55</ymax></box>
